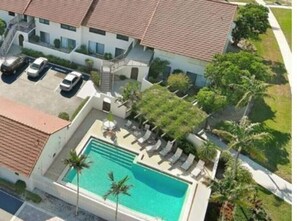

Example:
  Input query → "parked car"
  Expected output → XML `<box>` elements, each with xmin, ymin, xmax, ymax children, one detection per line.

<box><xmin>26</xmin><ymin>57</ymin><xmax>48</xmax><ymax>77</ymax></box>
<box><xmin>1</xmin><ymin>56</ymin><xmax>29</xmax><ymax>75</ymax></box>
<box><xmin>59</xmin><ymin>71</ymin><xmax>82</xmax><ymax>91</ymax></box>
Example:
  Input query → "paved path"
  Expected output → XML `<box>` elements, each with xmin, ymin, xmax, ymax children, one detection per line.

<box><xmin>201</xmin><ymin>131</ymin><xmax>292</xmax><ymax>204</ymax></box>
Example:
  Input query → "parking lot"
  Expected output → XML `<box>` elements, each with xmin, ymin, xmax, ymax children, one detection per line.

<box><xmin>0</xmin><ymin>58</ymin><xmax>88</xmax><ymax>116</ymax></box>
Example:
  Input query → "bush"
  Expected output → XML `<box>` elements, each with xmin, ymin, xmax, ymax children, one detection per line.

<box><xmin>71</xmin><ymin>96</ymin><xmax>90</xmax><ymax>120</ymax></box>
<box><xmin>196</xmin><ymin>87</ymin><xmax>227</xmax><ymax>114</ymax></box>
<box><xmin>0</xmin><ymin>19</ymin><xmax>6</xmax><ymax>36</ymax></box>
<box><xmin>104</xmin><ymin>53</ymin><xmax>112</xmax><ymax>60</ymax></box>
<box><xmin>85</xmin><ymin>58</ymin><xmax>94</xmax><ymax>73</ymax></box>
<box><xmin>172</xmin><ymin>69</ymin><xmax>184</xmax><ymax>74</ymax></box>
<box><xmin>76</xmin><ymin>45</ymin><xmax>88</xmax><ymax>55</ymax></box>
<box><xmin>31</xmin><ymin>35</ymin><xmax>40</xmax><ymax>42</ymax></box>
<box><xmin>196</xmin><ymin>141</ymin><xmax>217</xmax><ymax>162</ymax></box>
<box><xmin>25</xmin><ymin>191</ymin><xmax>42</xmax><ymax>203</ymax></box>
<box><xmin>54</xmin><ymin>39</ymin><xmax>61</xmax><ymax>48</ymax></box>
<box><xmin>119</xmin><ymin>75</ymin><xmax>127</xmax><ymax>80</ymax></box>
<box><xmin>148</xmin><ymin>58</ymin><xmax>170</xmax><ymax>79</ymax></box>
<box><xmin>167</xmin><ymin>73</ymin><xmax>191</xmax><ymax>94</ymax></box>
<box><xmin>178</xmin><ymin>139</ymin><xmax>196</xmax><ymax>157</ymax></box>
<box><xmin>22</xmin><ymin>48</ymin><xmax>44</xmax><ymax>58</ymax></box>
<box><xmin>15</xmin><ymin>180</ymin><xmax>26</xmax><ymax>194</ymax></box>
<box><xmin>58</xmin><ymin>112</ymin><xmax>70</xmax><ymax>121</ymax></box>
<box><xmin>90</xmin><ymin>71</ymin><xmax>100</xmax><ymax>87</ymax></box>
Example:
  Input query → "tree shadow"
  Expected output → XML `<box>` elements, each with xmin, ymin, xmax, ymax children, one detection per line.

<box><xmin>263</xmin><ymin>60</ymin><xmax>288</xmax><ymax>85</ymax></box>
<box><xmin>249</xmin><ymin>98</ymin><xmax>275</xmax><ymax>123</ymax></box>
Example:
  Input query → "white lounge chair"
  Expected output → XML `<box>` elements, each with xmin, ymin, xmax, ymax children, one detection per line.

<box><xmin>169</xmin><ymin>148</ymin><xmax>183</xmax><ymax>164</ymax></box>
<box><xmin>159</xmin><ymin>141</ymin><xmax>174</xmax><ymax>157</ymax></box>
<box><xmin>138</xmin><ymin>130</ymin><xmax>152</xmax><ymax>144</ymax></box>
<box><xmin>181</xmin><ymin>154</ymin><xmax>195</xmax><ymax>171</ymax></box>
<box><xmin>191</xmin><ymin>160</ymin><xmax>205</xmax><ymax>178</ymax></box>
<box><xmin>125</xmin><ymin>120</ymin><xmax>132</xmax><ymax>128</ymax></box>
<box><xmin>146</xmin><ymin>139</ymin><xmax>162</xmax><ymax>153</ymax></box>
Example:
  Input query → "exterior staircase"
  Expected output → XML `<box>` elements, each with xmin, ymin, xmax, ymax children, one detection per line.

<box><xmin>100</xmin><ymin>66</ymin><xmax>113</xmax><ymax>93</ymax></box>
<box><xmin>0</xmin><ymin>24</ymin><xmax>17</xmax><ymax>56</ymax></box>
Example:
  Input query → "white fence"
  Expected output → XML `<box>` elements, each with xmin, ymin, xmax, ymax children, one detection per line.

<box><xmin>140</xmin><ymin>73</ymin><xmax>153</xmax><ymax>91</ymax></box>
<box><xmin>71</xmin><ymin>51</ymin><xmax>103</xmax><ymax>70</ymax></box>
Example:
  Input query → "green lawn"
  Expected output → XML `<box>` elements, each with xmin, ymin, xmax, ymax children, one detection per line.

<box><xmin>234</xmin><ymin>185</ymin><xmax>292</xmax><ymax>221</ymax></box>
<box><xmin>250</xmin><ymin>29</ymin><xmax>292</xmax><ymax>182</ymax></box>
<box><xmin>271</xmin><ymin>8</ymin><xmax>292</xmax><ymax>49</ymax></box>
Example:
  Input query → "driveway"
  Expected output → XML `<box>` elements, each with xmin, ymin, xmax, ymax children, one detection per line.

<box><xmin>0</xmin><ymin>58</ymin><xmax>87</xmax><ymax>117</ymax></box>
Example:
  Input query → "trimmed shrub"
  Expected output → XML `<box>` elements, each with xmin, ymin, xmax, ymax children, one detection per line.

<box><xmin>178</xmin><ymin>139</ymin><xmax>196</xmax><ymax>157</ymax></box>
<box><xmin>15</xmin><ymin>180</ymin><xmax>26</xmax><ymax>194</ymax></box>
<box><xmin>104</xmin><ymin>53</ymin><xmax>112</xmax><ymax>60</ymax></box>
<box><xmin>172</xmin><ymin>69</ymin><xmax>184</xmax><ymax>74</ymax></box>
<box><xmin>25</xmin><ymin>191</ymin><xmax>42</xmax><ymax>203</ymax></box>
<box><xmin>196</xmin><ymin>141</ymin><xmax>217</xmax><ymax>162</ymax></box>
<box><xmin>167</xmin><ymin>73</ymin><xmax>191</xmax><ymax>94</ymax></box>
<box><xmin>0</xmin><ymin>19</ymin><xmax>6</xmax><ymax>36</ymax></box>
<box><xmin>54</xmin><ymin>39</ymin><xmax>61</xmax><ymax>48</ymax></box>
<box><xmin>119</xmin><ymin>75</ymin><xmax>127</xmax><ymax>80</ymax></box>
<box><xmin>31</xmin><ymin>35</ymin><xmax>40</xmax><ymax>42</ymax></box>
<box><xmin>90</xmin><ymin>71</ymin><xmax>100</xmax><ymax>87</ymax></box>
<box><xmin>85</xmin><ymin>58</ymin><xmax>94</xmax><ymax>73</ymax></box>
<box><xmin>75</xmin><ymin>45</ymin><xmax>88</xmax><ymax>55</ymax></box>
<box><xmin>71</xmin><ymin>97</ymin><xmax>90</xmax><ymax>120</ymax></box>
<box><xmin>58</xmin><ymin>112</ymin><xmax>70</xmax><ymax>121</ymax></box>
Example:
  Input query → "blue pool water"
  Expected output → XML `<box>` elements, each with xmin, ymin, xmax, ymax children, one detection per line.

<box><xmin>0</xmin><ymin>190</ymin><xmax>23</xmax><ymax>214</ymax></box>
<box><xmin>63</xmin><ymin>138</ymin><xmax>189</xmax><ymax>221</ymax></box>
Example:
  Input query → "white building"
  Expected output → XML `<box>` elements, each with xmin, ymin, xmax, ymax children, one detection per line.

<box><xmin>0</xmin><ymin>0</ymin><xmax>236</xmax><ymax>88</ymax></box>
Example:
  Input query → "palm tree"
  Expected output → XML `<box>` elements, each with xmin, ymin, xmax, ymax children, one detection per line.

<box><xmin>210</xmin><ymin>172</ymin><xmax>254</xmax><ymax>221</ymax></box>
<box><xmin>212</xmin><ymin>116</ymin><xmax>270</xmax><ymax>178</ymax></box>
<box><xmin>64</xmin><ymin>149</ymin><xmax>92</xmax><ymax>216</ymax></box>
<box><xmin>233</xmin><ymin>75</ymin><xmax>270</xmax><ymax>117</ymax></box>
<box><xmin>103</xmin><ymin>172</ymin><xmax>133</xmax><ymax>221</ymax></box>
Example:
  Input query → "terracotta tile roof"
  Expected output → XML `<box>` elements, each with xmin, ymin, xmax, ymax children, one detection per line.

<box><xmin>0</xmin><ymin>0</ymin><xmax>32</xmax><ymax>14</ymax></box>
<box><xmin>86</xmin><ymin>0</ymin><xmax>159</xmax><ymax>39</ymax></box>
<box><xmin>141</xmin><ymin>0</ymin><xmax>237</xmax><ymax>62</ymax></box>
<box><xmin>0</xmin><ymin>97</ymin><xmax>70</xmax><ymax>177</ymax></box>
<box><xmin>24</xmin><ymin>0</ymin><xmax>94</xmax><ymax>27</ymax></box>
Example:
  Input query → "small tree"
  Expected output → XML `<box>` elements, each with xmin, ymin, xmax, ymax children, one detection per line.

<box><xmin>232</xmin><ymin>4</ymin><xmax>270</xmax><ymax>46</ymax></box>
<box><xmin>103</xmin><ymin>172</ymin><xmax>133</xmax><ymax>221</ymax></box>
<box><xmin>90</xmin><ymin>71</ymin><xmax>100</xmax><ymax>87</ymax></box>
<box><xmin>148</xmin><ymin>58</ymin><xmax>170</xmax><ymax>79</ymax></box>
<box><xmin>85</xmin><ymin>58</ymin><xmax>94</xmax><ymax>73</ymax></box>
<box><xmin>196</xmin><ymin>88</ymin><xmax>227</xmax><ymax>114</ymax></box>
<box><xmin>54</xmin><ymin>39</ymin><xmax>61</xmax><ymax>48</ymax></box>
<box><xmin>0</xmin><ymin>19</ymin><xmax>6</xmax><ymax>40</ymax></box>
<box><xmin>64</xmin><ymin>150</ymin><xmax>92</xmax><ymax>216</ymax></box>
<box><xmin>196</xmin><ymin>141</ymin><xmax>218</xmax><ymax>163</ymax></box>
<box><xmin>118</xmin><ymin>82</ymin><xmax>140</xmax><ymax>109</ymax></box>
<box><xmin>167</xmin><ymin>73</ymin><xmax>191</xmax><ymax>94</ymax></box>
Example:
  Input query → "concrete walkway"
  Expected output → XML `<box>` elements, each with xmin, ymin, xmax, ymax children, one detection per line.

<box><xmin>201</xmin><ymin>131</ymin><xmax>292</xmax><ymax>204</ymax></box>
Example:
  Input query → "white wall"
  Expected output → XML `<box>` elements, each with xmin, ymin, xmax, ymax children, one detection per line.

<box><xmin>81</xmin><ymin>27</ymin><xmax>135</xmax><ymax>57</ymax></box>
<box><xmin>32</xmin><ymin>127</ymin><xmax>69</xmax><ymax>176</ymax></box>
<box><xmin>154</xmin><ymin>49</ymin><xmax>208</xmax><ymax>87</ymax></box>
<box><xmin>0</xmin><ymin>167</ymin><xmax>33</xmax><ymax>190</ymax></box>
<box><xmin>13</xmin><ymin>31</ymin><xmax>30</xmax><ymax>45</ymax></box>
<box><xmin>113</xmin><ymin>65</ymin><xmax>149</xmax><ymax>82</ymax></box>
<box><xmin>34</xmin><ymin>18</ymin><xmax>82</xmax><ymax>46</ymax></box>
<box><xmin>0</xmin><ymin>10</ymin><xmax>15</xmax><ymax>24</ymax></box>
<box><xmin>71</xmin><ymin>51</ymin><xmax>103</xmax><ymax>69</ymax></box>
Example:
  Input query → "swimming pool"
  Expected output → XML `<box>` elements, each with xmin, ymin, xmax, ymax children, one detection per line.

<box><xmin>62</xmin><ymin>138</ymin><xmax>189</xmax><ymax>221</ymax></box>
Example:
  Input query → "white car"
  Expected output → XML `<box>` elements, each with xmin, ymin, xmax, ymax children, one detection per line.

<box><xmin>60</xmin><ymin>71</ymin><xmax>82</xmax><ymax>91</ymax></box>
<box><xmin>27</xmin><ymin>57</ymin><xmax>48</xmax><ymax>77</ymax></box>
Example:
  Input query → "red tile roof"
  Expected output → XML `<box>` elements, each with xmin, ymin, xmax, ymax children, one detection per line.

<box><xmin>0</xmin><ymin>97</ymin><xmax>70</xmax><ymax>177</ymax></box>
<box><xmin>0</xmin><ymin>0</ymin><xmax>32</xmax><ymax>14</ymax></box>
<box><xmin>141</xmin><ymin>0</ymin><xmax>237</xmax><ymax>62</ymax></box>
<box><xmin>86</xmin><ymin>0</ymin><xmax>159</xmax><ymax>39</ymax></box>
<box><xmin>24</xmin><ymin>0</ymin><xmax>94</xmax><ymax>27</ymax></box>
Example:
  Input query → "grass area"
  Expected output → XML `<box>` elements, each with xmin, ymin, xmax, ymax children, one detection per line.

<box><xmin>264</xmin><ymin>0</ymin><xmax>291</xmax><ymax>6</ymax></box>
<box><xmin>250</xmin><ymin>29</ymin><xmax>291</xmax><ymax>182</ymax></box>
<box><xmin>271</xmin><ymin>8</ymin><xmax>292</xmax><ymax>49</ymax></box>
<box><xmin>234</xmin><ymin>185</ymin><xmax>292</xmax><ymax>221</ymax></box>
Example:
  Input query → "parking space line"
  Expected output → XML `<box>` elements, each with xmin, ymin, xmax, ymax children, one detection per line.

<box><xmin>35</xmin><ymin>67</ymin><xmax>51</xmax><ymax>85</ymax></box>
<box><xmin>54</xmin><ymin>84</ymin><xmax>60</xmax><ymax>92</ymax></box>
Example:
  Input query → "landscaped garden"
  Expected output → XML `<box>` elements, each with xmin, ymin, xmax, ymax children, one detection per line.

<box><xmin>271</xmin><ymin>8</ymin><xmax>292</xmax><ymax>49</ymax></box>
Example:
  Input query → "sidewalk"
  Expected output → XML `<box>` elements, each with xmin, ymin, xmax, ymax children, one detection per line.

<box><xmin>201</xmin><ymin>131</ymin><xmax>292</xmax><ymax>204</ymax></box>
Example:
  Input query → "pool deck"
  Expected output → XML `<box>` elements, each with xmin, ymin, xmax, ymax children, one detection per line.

<box><xmin>45</xmin><ymin>109</ymin><xmax>213</xmax><ymax>221</ymax></box>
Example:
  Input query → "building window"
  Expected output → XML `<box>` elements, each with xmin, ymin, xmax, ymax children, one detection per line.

<box><xmin>8</xmin><ymin>11</ymin><xmax>15</xmax><ymax>16</ymax></box>
<box><xmin>40</xmin><ymin>31</ymin><xmax>50</xmax><ymax>44</ymax></box>
<box><xmin>89</xmin><ymin>27</ymin><xmax>106</xmax><ymax>35</ymax></box>
<box><xmin>116</xmin><ymin>34</ymin><xmax>129</xmax><ymax>41</ymax></box>
<box><xmin>39</xmin><ymin>18</ymin><xmax>49</xmax><ymax>25</ymax></box>
<box><xmin>88</xmin><ymin>41</ymin><xmax>104</xmax><ymax>55</ymax></box>
<box><xmin>61</xmin><ymin>37</ymin><xmax>76</xmax><ymax>49</ymax></box>
<box><xmin>115</xmin><ymin>48</ymin><xmax>125</xmax><ymax>57</ymax></box>
<box><xmin>15</xmin><ymin>172</ymin><xmax>19</xmax><ymax>176</ymax></box>
<box><xmin>61</xmin><ymin>24</ymin><xmax>76</xmax><ymax>32</ymax></box>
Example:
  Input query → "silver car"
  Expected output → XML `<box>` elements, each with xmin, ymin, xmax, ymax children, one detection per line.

<box><xmin>60</xmin><ymin>71</ymin><xmax>82</xmax><ymax>91</ymax></box>
<box><xmin>27</xmin><ymin>57</ymin><xmax>48</xmax><ymax>77</ymax></box>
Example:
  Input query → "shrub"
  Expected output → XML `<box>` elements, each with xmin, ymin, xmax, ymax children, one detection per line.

<box><xmin>76</xmin><ymin>45</ymin><xmax>88</xmax><ymax>55</ymax></box>
<box><xmin>178</xmin><ymin>139</ymin><xmax>196</xmax><ymax>157</ymax></box>
<box><xmin>119</xmin><ymin>75</ymin><xmax>127</xmax><ymax>80</ymax></box>
<box><xmin>0</xmin><ymin>19</ymin><xmax>6</xmax><ymax>36</ymax></box>
<box><xmin>172</xmin><ymin>69</ymin><xmax>184</xmax><ymax>74</ymax></box>
<box><xmin>148</xmin><ymin>58</ymin><xmax>170</xmax><ymax>79</ymax></box>
<box><xmin>90</xmin><ymin>71</ymin><xmax>100</xmax><ymax>87</ymax></box>
<box><xmin>167</xmin><ymin>73</ymin><xmax>191</xmax><ymax>94</ymax></box>
<box><xmin>104</xmin><ymin>53</ymin><xmax>112</xmax><ymax>60</ymax></box>
<box><xmin>15</xmin><ymin>180</ymin><xmax>26</xmax><ymax>194</ymax></box>
<box><xmin>196</xmin><ymin>87</ymin><xmax>227</xmax><ymax>114</ymax></box>
<box><xmin>85</xmin><ymin>58</ymin><xmax>94</xmax><ymax>73</ymax></box>
<box><xmin>71</xmin><ymin>96</ymin><xmax>90</xmax><ymax>120</ymax></box>
<box><xmin>25</xmin><ymin>191</ymin><xmax>42</xmax><ymax>203</ymax></box>
<box><xmin>196</xmin><ymin>141</ymin><xmax>217</xmax><ymax>162</ymax></box>
<box><xmin>58</xmin><ymin>112</ymin><xmax>70</xmax><ymax>121</ymax></box>
<box><xmin>22</xmin><ymin>48</ymin><xmax>44</xmax><ymax>58</ymax></box>
<box><xmin>54</xmin><ymin>39</ymin><xmax>61</xmax><ymax>48</ymax></box>
<box><xmin>31</xmin><ymin>35</ymin><xmax>40</xmax><ymax>42</ymax></box>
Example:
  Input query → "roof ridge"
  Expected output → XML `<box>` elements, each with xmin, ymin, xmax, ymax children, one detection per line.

<box><xmin>23</xmin><ymin>0</ymin><xmax>33</xmax><ymax>14</ymax></box>
<box><xmin>141</xmin><ymin>0</ymin><xmax>161</xmax><ymax>41</ymax></box>
<box><xmin>80</xmin><ymin>0</ymin><xmax>98</xmax><ymax>27</ymax></box>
